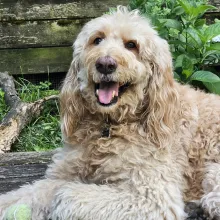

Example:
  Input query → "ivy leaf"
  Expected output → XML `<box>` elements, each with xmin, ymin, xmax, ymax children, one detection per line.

<box><xmin>190</xmin><ymin>71</ymin><xmax>220</xmax><ymax>83</ymax></box>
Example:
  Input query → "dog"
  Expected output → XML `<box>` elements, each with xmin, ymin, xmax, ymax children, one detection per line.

<box><xmin>0</xmin><ymin>6</ymin><xmax>220</xmax><ymax>220</ymax></box>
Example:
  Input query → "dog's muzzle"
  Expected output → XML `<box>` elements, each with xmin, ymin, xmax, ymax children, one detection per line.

<box><xmin>95</xmin><ymin>56</ymin><xmax>117</xmax><ymax>75</ymax></box>
<box><xmin>94</xmin><ymin>56</ymin><xmax>130</xmax><ymax>107</ymax></box>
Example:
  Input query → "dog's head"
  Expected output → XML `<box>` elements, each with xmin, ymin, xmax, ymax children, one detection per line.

<box><xmin>61</xmin><ymin>6</ymin><xmax>178</xmax><ymax>145</ymax></box>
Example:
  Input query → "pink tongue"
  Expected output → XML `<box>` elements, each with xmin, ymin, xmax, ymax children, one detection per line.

<box><xmin>98</xmin><ymin>82</ymin><xmax>119</xmax><ymax>104</ymax></box>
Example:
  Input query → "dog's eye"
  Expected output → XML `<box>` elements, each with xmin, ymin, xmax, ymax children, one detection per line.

<box><xmin>94</xmin><ymin>38</ymin><xmax>103</xmax><ymax>45</ymax></box>
<box><xmin>125</xmin><ymin>41</ymin><xmax>137</xmax><ymax>49</ymax></box>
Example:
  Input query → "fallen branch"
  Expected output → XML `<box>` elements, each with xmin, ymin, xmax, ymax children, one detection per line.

<box><xmin>0</xmin><ymin>72</ymin><xmax>59</xmax><ymax>153</ymax></box>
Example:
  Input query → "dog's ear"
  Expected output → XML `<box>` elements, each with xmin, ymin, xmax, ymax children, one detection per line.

<box><xmin>141</xmin><ymin>36</ymin><xmax>179</xmax><ymax>149</ymax></box>
<box><xmin>60</xmin><ymin>54</ymin><xmax>85</xmax><ymax>140</ymax></box>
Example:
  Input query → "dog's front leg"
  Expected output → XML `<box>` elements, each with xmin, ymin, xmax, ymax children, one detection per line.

<box><xmin>0</xmin><ymin>179</ymin><xmax>67</xmax><ymax>220</ymax></box>
<box><xmin>50</xmin><ymin>181</ymin><xmax>186</xmax><ymax>220</ymax></box>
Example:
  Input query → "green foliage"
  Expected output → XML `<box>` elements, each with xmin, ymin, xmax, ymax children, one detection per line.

<box><xmin>12</xmin><ymin>78</ymin><xmax>61</xmax><ymax>152</ymax></box>
<box><xmin>129</xmin><ymin>0</ymin><xmax>220</xmax><ymax>94</ymax></box>
<box><xmin>16</xmin><ymin>78</ymin><xmax>58</xmax><ymax>102</ymax></box>
<box><xmin>13</xmin><ymin>102</ymin><xmax>61</xmax><ymax>152</ymax></box>
<box><xmin>0</xmin><ymin>89</ymin><xmax>9</xmax><ymax>121</ymax></box>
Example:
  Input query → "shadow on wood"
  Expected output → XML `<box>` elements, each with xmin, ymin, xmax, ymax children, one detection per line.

<box><xmin>0</xmin><ymin>150</ymin><xmax>55</xmax><ymax>194</ymax></box>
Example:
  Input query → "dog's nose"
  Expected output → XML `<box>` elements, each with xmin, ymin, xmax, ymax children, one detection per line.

<box><xmin>95</xmin><ymin>56</ymin><xmax>117</xmax><ymax>74</ymax></box>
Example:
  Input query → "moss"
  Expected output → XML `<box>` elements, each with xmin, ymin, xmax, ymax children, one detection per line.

<box><xmin>57</xmin><ymin>19</ymin><xmax>73</xmax><ymax>26</ymax></box>
<box><xmin>0</xmin><ymin>47</ymin><xmax>72</xmax><ymax>75</ymax></box>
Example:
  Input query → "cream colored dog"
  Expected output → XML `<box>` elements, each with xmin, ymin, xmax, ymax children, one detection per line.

<box><xmin>0</xmin><ymin>6</ymin><xmax>220</xmax><ymax>220</ymax></box>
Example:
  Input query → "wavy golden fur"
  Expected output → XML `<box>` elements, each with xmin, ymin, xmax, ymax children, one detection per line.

<box><xmin>0</xmin><ymin>6</ymin><xmax>220</xmax><ymax>220</ymax></box>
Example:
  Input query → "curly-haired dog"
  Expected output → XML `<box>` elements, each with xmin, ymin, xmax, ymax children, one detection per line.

<box><xmin>0</xmin><ymin>6</ymin><xmax>220</xmax><ymax>220</ymax></box>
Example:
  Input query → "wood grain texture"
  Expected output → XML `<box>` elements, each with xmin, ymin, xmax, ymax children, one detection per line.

<box><xmin>0</xmin><ymin>0</ymin><xmax>128</xmax><ymax>21</ymax></box>
<box><xmin>0</xmin><ymin>19</ymin><xmax>89</xmax><ymax>49</ymax></box>
<box><xmin>0</xmin><ymin>150</ymin><xmax>55</xmax><ymax>194</ymax></box>
<box><xmin>208</xmin><ymin>0</ymin><xmax>220</xmax><ymax>11</ymax></box>
<box><xmin>0</xmin><ymin>47</ymin><xmax>72</xmax><ymax>75</ymax></box>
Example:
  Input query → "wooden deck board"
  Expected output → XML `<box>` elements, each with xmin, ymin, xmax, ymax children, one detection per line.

<box><xmin>0</xmin><ymin>151</ymin><xmax>55</xmax><ymax>194</ymax></box>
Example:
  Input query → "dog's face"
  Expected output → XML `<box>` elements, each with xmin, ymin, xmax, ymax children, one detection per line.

<box><xmin>71</xmin><ymin>7</ymin><xmax>173</xmax><ymax>114</ymax></box>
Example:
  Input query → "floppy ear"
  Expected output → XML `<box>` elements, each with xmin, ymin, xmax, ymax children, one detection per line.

<box><xmin>141</xmin><ymin>36</ymin><xmax>179</xmax><ymax>149</ymax></box>
<box><xmin>60</xmin><ymin>54</ymin><xmax>85</xmax><ymax>140</ymax></box>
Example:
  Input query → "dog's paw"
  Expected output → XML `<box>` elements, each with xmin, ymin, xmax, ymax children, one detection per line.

<box><xmin>185</xmin><ymin>201</ymin><xmax>212</xmax><ymax>220</ymax></box>
<box><xmin>201</xmin><ymin>188</ymin><xmax>220</xmax><ymax>220</ymax></box>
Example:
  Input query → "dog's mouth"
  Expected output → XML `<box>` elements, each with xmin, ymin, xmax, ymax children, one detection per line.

<box><xmin>94</xmin><ymin>81</ymin><xmax>130</xmax><ymax>106</ymax></box>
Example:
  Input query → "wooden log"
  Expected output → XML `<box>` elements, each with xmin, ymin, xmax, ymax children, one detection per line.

<box><xmin>0</xmin><ymin>72</ymin><xmax>20</xmax><ymax>108</ymax></box>
<box><xmin>0</xmin><ymin>19</ymin><xmax>89</xmax><ymax>49</ymax></box>
<box><xmin>0</xmin><ymin>151</ymin><xmax>55</xmax><ymax>194</ymax></box>
<box><xmin>0</xmin><ymin>0</ymin><xmax>128</xmax><ymax>21</ymax></box>
<box><xmin>0</xmin><ymin>72</ymin><xmax>59</xmax><ymax>152</ymax></box>
<box><xmin>0</xmin><ymin>95</ymin><xmax>59</xmax><ymax>152</ymax></box>
<box><xmin>0</xmin><ymin>47</ymin><xmax>72</xmax><ymax>75</ymax></box>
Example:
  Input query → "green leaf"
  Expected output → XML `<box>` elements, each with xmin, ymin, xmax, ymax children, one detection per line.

<box><xmin>169</xmin><ymin>40</ymin><xmax>186</xmax><ymax>46</ymax></box>
<box><xmin>177</xmin><ymin>0</ymin><xmax>191</xmax><ymax>15</ymax></box>
<box><xmin>175</xmin><ymin>54</ymin><xmax>197</xmax><ymax>68</ymax></box>
<box><xmin>206</xmin><ymin>43</ymin><xmax>220</xmax><ymax>51</ymax></box>
<box><xmin>159</xmin><ymin>19</ymin><xmax>182</xmax><ymax>31</ymax></box>
<box><xmin>175</xmin><ymin>54</ymin><xmax>186</xmax><ymax>68</ymax></box>
<box><xmin>190</xmin><ymin>71</ymin><xmax>220</xmax><ymax>83</ymax></box>
<box><xmin>202</xmin><ymin>50</ymin><xmax>220</xmax><ymax>62</ymax></box>
<box><xmin>204</xmin><ymin>23</ymin><xmax>220</xmax><ymax>42</ymax></box>
<box><xmin>186</xmin><ymin>27</ymin><xmax>202</xmax><ymax>47</ymax></box>
<box><xmin>173</xmin><ymin>6</ymin><xmax>185</xmax><ymax>15</ymax></box>
<box><xmin>194</xmin><ymin>19</ymin><xmax>206</xmax><ymax>27</ymax></box>
<box><xmin>174</xmin><ymin>72</ymin><xmax>181</xmax><ymax>81</ymax></box>
<box><xmin>191</xmin><ymin>5</ymin><xmax>217</xmax><ymax>17</ymax></box>
<box><xmin>182</xmin><ymin>56</ymin><xmax>194</xmax><ymax>78</ymax></box>
<box><xmin>203</xmin><ymin>82</ymin><xmax>220</xmax><ymax>94</ymax></box>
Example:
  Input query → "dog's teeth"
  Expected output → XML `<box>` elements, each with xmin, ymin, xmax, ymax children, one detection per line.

<box><xmin>96</xmin><ymin>89</ymin><xmax>99</xmax><ymax>95</ymax></box>
<box><xmin>112</xmin><ymin>90</ymin><xmax>115</xmax><ymax>98</ymax></box>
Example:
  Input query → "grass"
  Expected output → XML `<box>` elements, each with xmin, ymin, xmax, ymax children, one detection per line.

<box><xmin>0</xmin><ymin>89</ymin><xmax>9</xmax><ymax>122</ymax></box>
<box><xmin>12</xmin><ymin>102</ymin><xmax>62</xmax><ymax>152</ymax></box>
<box><xmin>1</xmin><ymin>77</ymin><xmax>62</xmax><ymax>152</ymax></box>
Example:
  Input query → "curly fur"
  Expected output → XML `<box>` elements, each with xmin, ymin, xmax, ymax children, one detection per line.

<box><xmin>0</xmin><ymin>6</ymin><xmax>220</xmax><ymax>220</ymax></box>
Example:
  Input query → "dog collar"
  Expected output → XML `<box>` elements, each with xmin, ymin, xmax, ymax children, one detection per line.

<box><xmin>101</xmin><ymin>116</ymin><xmax>111</xmax><ymax>138</ymax></box>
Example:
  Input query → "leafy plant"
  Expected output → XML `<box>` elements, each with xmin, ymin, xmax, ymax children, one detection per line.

<box><xmin>0</xmin><ymin>89</ymin><xmax>9</xmax><ymax>122</ymax></box>
<box><xmin>12</xmin><ymin>78</ymin><xmax>61</xmax><ymax>152</ymax></box>
<box><xmin>130</xmin><ymin>0</ymin><xmax>220</xmax><ymax>94</ymax></box>
<box><xmin>16</xmin><ymin>78</ymin><xmax>58</xmax><ymax>102</ymax></box>
<box><xmin>13</xmin><ymin>101</ymin><xmax>61</xmax><ymax>152</ymax></box>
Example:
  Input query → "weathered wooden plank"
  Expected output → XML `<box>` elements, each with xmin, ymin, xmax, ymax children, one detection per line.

<box><xmin>0</xmin><ymin>47</ymin><xmax>72</xmax><ymax>75</ymax></box>
<box><xmin>208</xmin><ymin>0</ymin><xmax>220</xmax><ymax>11</ymax></box>
<box><xmin>0</xmin><ymin>151</ymin><xmax>55</xmax><ymax>193</ymax></box>
<box><xmin>1</xmin><ymin>13</ymin><xmax>218</xmax><ymax>50</ymax></box>
<box><xmin>0</xmin><ymin>19</ymin><xmax>89</xmax><ymax>49</ymax></box>
<box><xmin>0</xmin><ymin>0</ymin><xmax>128</xmax><ymax>21</ymax></box>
